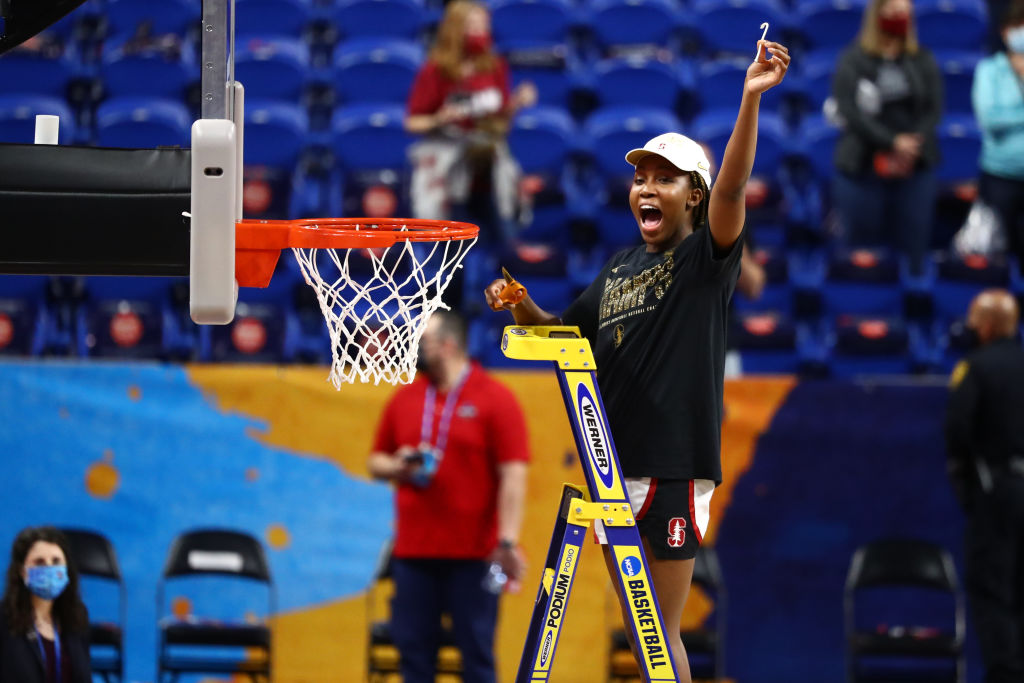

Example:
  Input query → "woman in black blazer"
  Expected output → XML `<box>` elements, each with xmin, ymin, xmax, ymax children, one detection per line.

<box><xmin>0</xmin><ymin>527</ymin><xmax>91</xmax><ymax>683</ymax></box>
<box><xmin>831</xmin><ymin>0</ymin><xmax>943</xmax><ymax>275</ymax></box>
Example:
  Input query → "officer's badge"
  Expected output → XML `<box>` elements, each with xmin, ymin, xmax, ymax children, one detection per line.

<box><xmin>950</xmin><ymin>360</ymin><xmax>969</xmax><ymax>389</ymax></box>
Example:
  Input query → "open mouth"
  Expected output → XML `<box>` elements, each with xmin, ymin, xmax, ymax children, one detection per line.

<box><xmin>639</xmin><ymin>206</ymin><xmax>662</xmax><ymax>230</ymax></box>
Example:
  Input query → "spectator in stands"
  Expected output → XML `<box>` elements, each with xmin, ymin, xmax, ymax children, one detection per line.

<box><xmin>831</xmin><ymin>0</ymin><xmax>943</xmax><ymax>274</ymax></box>
<box><xmin>988</xmin><ymin>0</ymin><xmax>1013</xmax><ymax>52</ymax></box>
<box><xmin>945</xmin><ymin>289</ymin><xmax>1024</xmax><ymax>683</ymax></box>
<box><xmin>368</xmin><ymin>310</ymin><xmax>529</xmax><ymax>683</ymax></box>
<box><xmin>405</xmin><ymin>0</ymin><xmax>537</xmax><ymax>254</ymax></box>
<box><xmin>972</xmin><ymin>0</ymin><xmax>1024</xmax><ymax>264</ymax></box>
<box><xmin>0</xmin><ymin>526</ymin><xmax>91</xmax><ymax>682</ymax></box>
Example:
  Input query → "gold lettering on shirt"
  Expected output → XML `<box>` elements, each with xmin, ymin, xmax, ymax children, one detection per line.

<box><xmin>599</xmin><ymin>251</ymin><xmax>674</xmax><ymax>322</ymax></box>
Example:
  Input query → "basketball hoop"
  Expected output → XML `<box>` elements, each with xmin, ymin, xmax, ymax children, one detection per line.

<box><xmin>236</xmin><ymin>218</ymin><xmax>478</xmax><ymax>387</ymax></box>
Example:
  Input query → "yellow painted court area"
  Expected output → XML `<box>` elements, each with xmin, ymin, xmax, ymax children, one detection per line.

<box><xmin>188</xmin><ymin>365</ymin><xmax>794</xmax><ymax>682</ymax></box>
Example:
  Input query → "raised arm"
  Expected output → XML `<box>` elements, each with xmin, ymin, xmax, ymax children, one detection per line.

<box><xmin>708</xmin><ymin>40</ymin><xmax>790</xmax><ymax>252</ymax></box>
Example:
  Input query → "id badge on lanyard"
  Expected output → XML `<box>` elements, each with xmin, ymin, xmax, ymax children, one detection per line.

<box><xmin>419</xmin><ymin>366</ymin><xmax>471</xmax><ymax>465</ymax></box>
<box><xmin>34</xmin><ymin>628</ymin><xmax>61</xmax><ymax>681</ymax></box>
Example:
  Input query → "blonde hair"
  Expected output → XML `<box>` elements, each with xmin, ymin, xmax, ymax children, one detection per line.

<box><xmin>858</xmin><ymin>0</ymin><xmax>919</xmax><ymax>55</ymax></box>
<box><xmin>430</xmin><ymin>0</ymin><xmax>497</xmax><ymax>81</ymax></box>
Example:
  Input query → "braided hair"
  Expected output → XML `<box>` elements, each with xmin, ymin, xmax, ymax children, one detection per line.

<box><xmin>688</xmin><ymin>171</ymin><xmax>710</xmax><ymax>230</ymax></box>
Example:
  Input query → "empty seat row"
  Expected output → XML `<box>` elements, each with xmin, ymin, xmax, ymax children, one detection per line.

<box><xmin>60</xmin><ymin>527</ymin><xmax>273</xmax><ymax>683</ymax></box>
<box><xmin>46</xmin><ymin>0</ymin><xmax>989</xmax><ymax>55</ymax></box>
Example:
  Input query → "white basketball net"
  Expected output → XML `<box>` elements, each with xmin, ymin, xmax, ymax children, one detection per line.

<box><xmin>292</xmin><ymin>232</ymin><xmax>477</xmax><ymax>387</ymax></box>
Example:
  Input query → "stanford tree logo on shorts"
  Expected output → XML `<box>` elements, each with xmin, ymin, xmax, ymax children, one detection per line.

<box><xmin>667</xmin><ymin>517</ymin><xmax>686</xmax><ymax>548</ymax></box>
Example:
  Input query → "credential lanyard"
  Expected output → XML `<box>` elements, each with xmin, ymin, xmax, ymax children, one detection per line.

<box><xmin>420</xmin><ymin>365</ymin><xmax>471</xmax><ymax>455</ymax></box>
<box><xmin>34</xmin><ymin>627</ymin><xmax>61</xmax><ymax>682</ymax></box>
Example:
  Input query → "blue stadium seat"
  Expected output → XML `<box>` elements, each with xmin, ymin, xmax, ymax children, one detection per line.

<box><xmin>936</xmin><ymin>114</ymin><xmax>980</xmax><ymax>184</ymax></box>
<box><xmin>36</xmin><ymin>276</ymin><xmax>86</xmax><ymax>356</ymax></box>
<box><xmin>692</xmin><ymin>108</ymin><xmax>788</xmax><ymax>176</ymax></box>
<box><xmin>206</xmin><ymin>300</ymin><xmax>301</xmax><ymax>362</ymax></box>
<box><xmin>469</xmin><ymin>316</ymin><xmax>522</xmax><ymax>368</ymax></box>
<box><xmin>491</xmin><ymin>0</ymin><xmax>575</xmax><ymax>45</ymax></box>
<box><xmin>244</xmin><ymin>100</ymin><xmax>312</xmax><ymax>219</ymax></box>
<box><xmin>333</xmin><ymin>0</ymin><xmax>426</xmax><ymax>41</ymax></box>
<box><xmin>797</xmin><ymin>48</ymin><xmax>842</xmax><ymax>116</ymax></box>
<box><xmin>587</xmin><ymin>0</ymin><xmax>682</xmax><ymax>56</ymax></box>
<box><xmin>235</xmin><ymin>0</ymin><xmax>314</xmax><ymax>40</ymax></box>
<box><xmin>246</xmin><ymin>101</ymin><xmax>309</xmax><ymax>167</ymax></box>
<box><xmin>931</xmin><ymin>251</ymin><xmax>1015</xmax><ymax>323</ymax></box>
<box><xmin>96</xmin><ymin>97</ymin><xmax>191</xmax><ymax>147</ymax></box>
<box><xmin>510</xmin><ymin>106</ymin><xmax>576</xmax><ymax>175</ymax></box>
<box><xmin>582</xmin><ymin>106</ymin><xmax>682</xmax><ymax>250</ymax></box>
<box><xmin>792</xmin><ymin>114</ymin><xmax>840</xmax><ymax>182</ymax></box>
<box><xmin>582</xmin><ymin>105</ymin><xmax>682</xmax><ymax>178</ymax></box>
<box><xmin>104</xmin><ymin>0</ymin><xmax>200</xmax><ymax>39</ymax></box>
<box><xmin>698</xmin><ymin>57</ymin><xmax>771</xmax><ymax>114</ymax></box>
<box><xmin>332</xmin><ymin>103</ymin><xmax>411</xmax><ymax>170</ymax></box>
<box><xmin>332</xmin><ymin>38</ymin><xmax>423</xmax><ymax>105</ymax></box>
<box><xmin>592</xmin><ymin>56</ymin><xmax>692</xmax><ymax>111</ymax></box>
<box><xmin>502</xmin><ymin>40</ymin><xmax>581</xmax><ymax>110</ymax></box>
<box><xmin>45</xmin><ymin>3</ymin><xmax>106</xmax><ymax>49</ymax></box>
<box><xmin>100</xmin><ymin>34</ymin><xmax>196</xmax><ymax>100</ymax></box>
<box><xmin>75</xmin><ymin>277</ymin><xmax>189</xmax><ymax>359</ymax></box>
<box><xmin>820</xmin><ymin>248</ymin><xmax>904</xmax><ymax>318</ymax></box>
<box><xmin>733</xmin><ymin>247</ymin><xmax>793</xmax><ymax>314</ymax></box>
<box><xmin>0</xmin><ymin>95</ymin><xmax>77</xmax><ymax>144</ymax></box>
<box><xmin>731</xmin><ymin>311</ymin><xmax>808</xmax><ymax>374</ymax></box>
<box><xmin>0</xmin><ymin>50</ymin><xmax>76</xmax><ymax>99</ymax></box>
<box><xmin>235</xmin><ymin>38</ymin><xmax>311</xmax><ymax>103</ymax></box>
<box><xmin>827</xmin><ymin>315</ymin><xmax>923</xmax><ymax>377</ymax></box>
<box><xmin>915</xmin><ymin>0</ymin><xmax>988</xmax><ymax>50</ymax></box>
<box><xmin>330</xmin><ymin>103</ymin><xmax>413</xmax><ymax>217</ymax></box>
<box><xmin>691</xmin><ymin>0</ymin><xmax>785</xmax><ymax>56</ymax></box>
<box><xmin>509</xmin><ymin>106</ymin><xmax>580</xmax><ymax>244</ymax></box>
<box><xmin>933</xmin><ymin>317</ymin><xmax>973</xmax><ymax>373</ymax></box>
<box><xmin>934</xmin><ymin>50</ymin><xmax>981</xmax><ymax>116</ymax></box>
<box><xmin>0</xmin><ymin>276</ymin><xmax>49</xmax><ymax>356</ymax></box>
<box><xmin>796</xmin><ymin>0</ymin><xmax>866</xmax><ymax>51</ymax></box>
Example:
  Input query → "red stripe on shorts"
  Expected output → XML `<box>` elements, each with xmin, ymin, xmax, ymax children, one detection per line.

<box><xmin>689</xmin><ymin>480</ymin><xmax>703</xmax><ymax>545</ymax></box>
<box><xmin>635</xmin><ymin>478</ymin><xmax>657</xmax><ymax>520</ymax></box>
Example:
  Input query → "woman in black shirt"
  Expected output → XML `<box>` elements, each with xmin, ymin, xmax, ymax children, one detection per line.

<box><xmin>485</xmin><ymin>38</ymin><xmax>791</xmax><ymax>683</ymax></box>
<box><xmin>0</xmin><ymin>527</ymin><xmax>91</xmax><ymax>683</ymax></box>
<box><xmin>831</xmin><ymin>0</ymin><xmax>943</xmax><ymax>274</ymax></box>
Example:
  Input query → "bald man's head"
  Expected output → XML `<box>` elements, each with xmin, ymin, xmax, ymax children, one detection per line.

<box><xmin>966</xmin><ymin>289</ymin><xmax>1020</xmax><ymax>345</ymax></box>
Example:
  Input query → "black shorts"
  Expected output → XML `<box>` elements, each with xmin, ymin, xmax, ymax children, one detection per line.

<box><xmin>595</xmin><ymin>478</ymin><xmax>715</xmax><ymax>560</ymax></box>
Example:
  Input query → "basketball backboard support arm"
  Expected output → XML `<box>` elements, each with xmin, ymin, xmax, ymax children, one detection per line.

<box><xmin>189</xmin><ymin>0</ymin><xmax>244</xmax><ymax>324</ymax></box>
<box><xmin>201</xmin><ymin>0</ymin><xmax>228</xmax><ymax>120</ymax></box>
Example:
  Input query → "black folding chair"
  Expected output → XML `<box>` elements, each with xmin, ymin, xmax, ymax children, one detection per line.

<box><xmin>845</xmin><ymin>538</ymin><xmax>965</xmax><ymax>683</ymax></box>
<box><xmin>156</xmin><ymin>529</ymin><xmax>274</xmax><ymax>683</ymax></box>
<box><xmin>60</xmin><ymin>528</ymin><xmax>124</xmax><ymax>683</ymax></box>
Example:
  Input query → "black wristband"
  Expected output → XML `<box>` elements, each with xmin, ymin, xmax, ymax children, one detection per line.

<box><xmin>499</xmin><ymin>539</ymin><xmax>516</xmax><ymax>550</ymax></box>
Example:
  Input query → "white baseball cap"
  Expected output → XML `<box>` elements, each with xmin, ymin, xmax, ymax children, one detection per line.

<box><xmin>625</xmin><ymin>132</ymin><xmax>712</xmax><ymax>188</ymax></box>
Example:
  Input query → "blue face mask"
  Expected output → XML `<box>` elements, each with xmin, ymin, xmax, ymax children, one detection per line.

<box><xmin>25</xmin><ymin>565</ymin><xmax>69</xmax><ymax>601</ymax></box>
<box><xmin>1007</xmin><ymin>26</ymin><xmax>1024</xmax><ymax>54</ymax></box>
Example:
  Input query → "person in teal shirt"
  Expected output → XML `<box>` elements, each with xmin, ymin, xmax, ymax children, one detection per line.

<box><xmin>972</xmin><ymin>0</ymin><xmax>1024</xmax><ymax>264</ymax></box>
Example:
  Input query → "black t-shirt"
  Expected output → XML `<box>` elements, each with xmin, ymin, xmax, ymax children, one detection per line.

<box><xmin>562</xmin><ymin>225</ymin><xmax>743</xmax><ymax>481</ymax></box>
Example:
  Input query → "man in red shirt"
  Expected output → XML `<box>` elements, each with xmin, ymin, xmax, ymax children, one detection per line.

<box><xmin>368</xmin><ymin>310</ymin><xmax>529</xmax><ymax>683</ymax></box>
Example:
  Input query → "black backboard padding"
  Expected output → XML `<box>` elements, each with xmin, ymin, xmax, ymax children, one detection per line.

<box><xmin>0</xmin><ymin>0</ymin><xmax>88</xmax><ymax>55</ymax></box>
<box><xmin>0</xmin><ymin>143</ymin><xmax>191</xmax><ymax>276</ymax></box>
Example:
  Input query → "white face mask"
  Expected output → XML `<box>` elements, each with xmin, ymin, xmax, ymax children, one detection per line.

<box><xmin>1007</xmin><ymin>26</ymin><xmax>1024</xmax><ymax>54</ymax></box>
